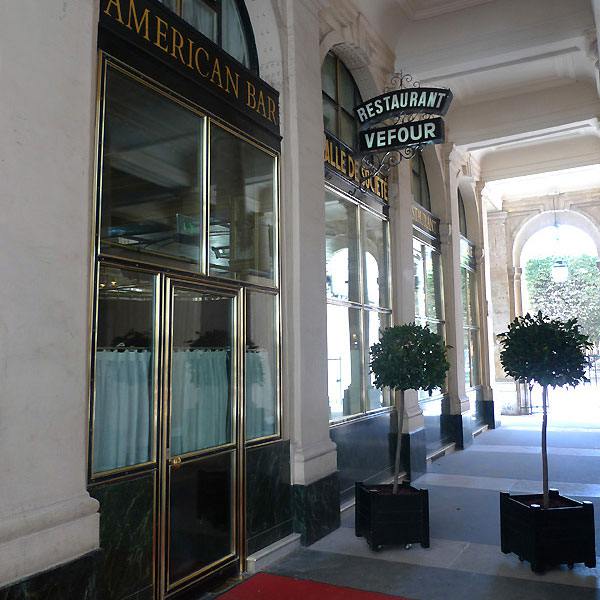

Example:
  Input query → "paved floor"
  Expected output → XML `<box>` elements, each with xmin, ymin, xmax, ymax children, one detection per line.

<box><xmin>267</xmin><ymin>416</ymin><xmax>600</xmax><ymax>600</ymax></box>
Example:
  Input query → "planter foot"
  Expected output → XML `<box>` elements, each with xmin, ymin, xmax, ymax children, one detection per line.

<box><xmin>531</xmin><ymin>563</ymin><xmax>545</xmax><ymax>574</ymax></box>
<box><xmin>568</xmin><ymin>563</ymin><xmax>574</xmax><ymax>570</ymax></box>
<box><xmin>585</xmin><ymin>560</ymin><xmax>596</xmax><ymax>569</ymax></box>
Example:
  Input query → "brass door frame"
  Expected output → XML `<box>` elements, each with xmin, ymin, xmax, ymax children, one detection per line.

<box><xmin>158</xmin><ymin>276</ymin><xmax>246</xmax><ymax>598</ymax></box>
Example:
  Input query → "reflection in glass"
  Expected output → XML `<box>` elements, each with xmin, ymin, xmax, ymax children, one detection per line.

<box><xmin>169</xmin><ymin>452</ymin><xmax>233</xmax><ymax>582</ymax></box>
<box><xmin>339</xmin><ymin>111</ymin><xmax>357</xmax><ymax>148</ymax></box>
<box><xmin>325</xmin><ymin>192</ymin><xmax>359</xmax><ymax>302</ymax></box>
<box><xmin>323</xmin><ymin>95</ymin><xmax>337</xmax><ymax>134</ymax></box>
<box><xmin>365</xmin><ymin>310</ymin><xmax>391</xmax><ymax>410</ymax></box>
<box><xmin>321</xmin><ymin>52</ymin><xmax>337</xmax><ymax>100</ymax></box>
<box><xmin>363</xmin><ymin>212</ymin><xmax>389</xmax><ymax>308</ymax></box>
<box><xmin>170</xmin><ymin>289</ymin><xmax>233</xmax><ymax>455</ymax></box>
<box><xmin>182</xmin><ymin>0</ymin><xmax>218</xmax><ymax>42</ymax></box>
<box><xmin>327</xmin><ymin>304</ymin><xmax>363</xmax><ymax>419</ymax></box>
<box><xmin>209</xmin><ymin>126</ymin><xmax>276</xmax><ymax>285</ymax></box>
<box><xmin>246</xmin><ymin>292</ymin><xmax>278</xmax><ymax>440</ymax></box>
<box><xmin>100</xmin><ymin>67</ymin><xmax>203</xmax><ymax>268</ymax></box>
<box><xmin>93</xmin><ymin>266</ymin><xmax>155</xmax><ymax>474</ymax></box>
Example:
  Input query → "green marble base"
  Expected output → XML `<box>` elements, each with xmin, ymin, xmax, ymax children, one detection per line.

<box><xmin>89</xmin><ymin>471</ymin><xmax>155</xmax><ymax>600</ymax></box>
<box><xmin>0</xmin><ymin>552</ymin><xmax>98</xmax><ymax>600</ymax></box>
<box><xmin>246</xmin><ymin>440</ymin><xmax>292</xmax><ymax>555</ymax></box>
<box><xmin>292</xmin><ymin>472</ymin><xmax>340</xmax><ymax>545</ymax></box>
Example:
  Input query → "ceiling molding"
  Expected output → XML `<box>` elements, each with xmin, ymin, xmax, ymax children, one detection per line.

<box><xmin>395</xmin><ymin>0</ymin><xmax>494</xmax><ymax>21</ymax></box>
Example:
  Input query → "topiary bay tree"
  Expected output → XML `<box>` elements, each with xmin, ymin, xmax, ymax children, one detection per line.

<box><xmin>370</xmin><ymin>323</ymin><xmax>449</xmax><ymax>494</ymax></box>
<box><xmin>498</xmin><ymin>312</ymin><xmax>591</xmax><ymax>508</ymax></box>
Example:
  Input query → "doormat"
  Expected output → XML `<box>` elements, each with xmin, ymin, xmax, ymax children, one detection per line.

<box><xmin>217</xmin><ymin>573</ymin><xmax>412</xmax><ymax>600</ymax></box>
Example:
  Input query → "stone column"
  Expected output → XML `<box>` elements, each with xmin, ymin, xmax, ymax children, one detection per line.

<box><xmin>389</xmin><ymin>159</ymin><xmax>426</xmax><ymax>480</ymax></box>
<box><xmin>475</xmin><ymin>182</ymin><xmax>499</xmax><ymax>428</ymax></box>
<box><xmin>439</xmin><ymin>145</ymin><xmax>472</xmax><ymax>447</ymax></box>
<box><xmin>279</xmin><ymin>0</ymin><xmax>339</xmax><ymax>545</ymax></box>
<box><xmin>487</xmin><ymin>210</ymin><xmax>520</xmax><ymax>414</ymax></box>
<box><xmin>0</xmin><ymin>0</ymin><xmax>99</xmax><ymax>591</ymax></box>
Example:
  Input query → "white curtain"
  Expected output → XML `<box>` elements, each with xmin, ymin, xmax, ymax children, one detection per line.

<box><xmin>171</xmin><ymin>349</ymin><xmax>230</xmax><ymax>455</ymax></box>
<box><xmin>246</xmin><ymin>349</ymin><xmax>275</xmax><ymax>440</ymax></box>
<box><xmin>93</xmin><ymin>350</ymin><xmax>152</xmax><ymax>473</ymax></box>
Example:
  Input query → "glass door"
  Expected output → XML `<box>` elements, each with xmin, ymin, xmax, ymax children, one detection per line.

<box><xmin>162</xmin><ymin>279</ymin><xmax>242</xmax><ymax>595</ymax></box>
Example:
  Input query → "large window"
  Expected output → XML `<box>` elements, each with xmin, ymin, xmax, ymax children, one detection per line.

<box><xmin>91</xmin><ymin>62</ymin><xmax>280</xmax><ymax>477</ymax></box>
<box><xmin>322</xmin><ymin>52</ymin><xmax>362</xmax><ymax>148</ymax></box>
<box><xmin>411</xmin><ymin>154</ymin><xmax>431</xmax><ymax>212</ymax></box>
<box><xmin>414</xmin><ymin>238</ymin><xmax>445</xmax><ymax>399</ymax></box>
<box><xmin>461</xmin><ymin>237</ymin><xmax>480</xmax><ymax>389</ymax></box>
<box><xmin>159</xmin><ymin>0</ymin><xmax>258</xmax><ymax>72</ymax></box>
<box><xmin>325</xmin><ymin>189</ymin><xmax>391</xmax><ymax>421</ymax></box>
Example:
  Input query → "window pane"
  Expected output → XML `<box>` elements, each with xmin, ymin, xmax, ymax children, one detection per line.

<box><xmin>464</xmin><ymin>329</ymin><xmax>472</xmax><ymax>389</ymax></box>
<box><xmin>222</xmin><ymin>0</ymin><xmax>251</xmax><ymax>68</ymax></box>
<box><xmin>158</xmin><ymin>0</ymin><xmax>178</xmax><ymax>12</ymax></box>
<box><xmin>414</xmin><ymin>241</ymin><xmax>426</xmax><ymax>318</ymax></box>
<box><xmin>100</xmin><ymin>67</ymin><xmax>203</xmax><ymax>269</ymax></box>
<box><xmin>246</xmin><ymin>292</ymin><xmax>278</xmax><ymax>440</ymax></box>
<box><xmin>170</xmin><ymin>289</ymin><xmax>234</xmax><ymax>454</ymax></box>
<box><xmin>461</xmin><ymin>267</ymin><xmax>471</xmax><ymax>326</ymax></box>
<box><xmin>93</xmin><ymin>266</ymin><xmax>155</xmax><ymax>474</ymax></box>
<box><xmin>327</xmin><ymin>304</ymin><xmax>363</xmax><ymax>420</ymax></box>
<box><xmin>339</xmin><ymin>110</ymin><xmax>357</xmax><ymax>148</ymax></box>
<box><xmin>470</xmin><ymin>328</ymin><xmax>481</xmax><ymax>387</ymax></box>
<box><xmin>339</xmin><ymin>63</ymin><xmax>357</xmax><ymax>114</ymax></box>
<box><xmin>209</xmin><ymin>125</ymin><xmax>276</xmax><ymax>285</ymax></box>
<box><xmin>323</xmin><ymin>95</ymin><xmax>337</xmax><ymax>136</ymax></box>
<box><xmin>182</xmin><ymin>0</ymin><xmax>218</xmax><ymax>42</ymax></box>
<box><xmin>322</xmin><ymin>53</ymin><xmax>337</xmax><ymax>101</ymax></box>
<box><xmin>365</xmin><ymin>311</ymin><xmax>391</xmax><ymax>410</ymax></box>
<box><xmin>325</xmin><ymin>192</ymin><xmax>360</xmax><ymax>302</ymax></box>
<box><xmin>425</xmin><ymin>247</ymin><xmax>443</xmax><ymax>320</ymax></box>
<box><xmin>363</xmin><ymin>211</ymin><xmax>390</xmax><ymax>308</ymax></box>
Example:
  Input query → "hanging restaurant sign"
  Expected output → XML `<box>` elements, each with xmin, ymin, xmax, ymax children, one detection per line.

<box><xmin>355</xmin><ymin>88</ymin><xmax>453</xmax><ymax>129</ymax></box>
<box><xmin>359</xmin><ymin>117</ymin><xmax>444</xmax><ymax>153</ymax></box>
<box><xmin>99</xmin><ymin>0</ymin><xmax>279</xmax><ymax>135</ymax></box>
<box><xmin>351</xmin><ymin>73</ymin><xmax>453</xmax><ymax>190</ymax></box>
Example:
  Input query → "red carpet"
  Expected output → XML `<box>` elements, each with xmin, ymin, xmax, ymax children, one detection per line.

<box><xmin>218</xmin><ymin>573</ymin><xmax>411</xmax><ymax>600</ymax></box>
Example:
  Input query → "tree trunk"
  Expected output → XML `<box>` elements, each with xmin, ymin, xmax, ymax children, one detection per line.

<box><xmin>542</xmin><ymin>385</ymin><xmax>549</xmax><ymax>509</ymax></box>
<box><xmin>393</xmin><ymin>390</ymin><xmax>405</xmax><ymax>495</ymax></box>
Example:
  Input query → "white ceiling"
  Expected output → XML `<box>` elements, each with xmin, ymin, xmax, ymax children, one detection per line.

<box><xmin>354</xmin><ymin>0</ymin><xmax>600</xmax><ymax>186</ymax></box>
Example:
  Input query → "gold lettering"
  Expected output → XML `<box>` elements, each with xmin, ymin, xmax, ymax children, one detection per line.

<box><xmin>104</xmin><ymin>0</ymin><xmax>124</xmax><ymax>24</ymax></box>
<box><xmin>340</xmin><ymin>150</ymin><xmax>347</xmax><ymax>174</ymax></box>
<box><xmin>256</xmin><ymin>90</ymin><xmax>267</xmax><ymax>117</ymax></box>
<box><xmin>194</xmin><ymin>47</ymin><xmax>210</xmax><ymax>77</ymax></box>
<box><xmin>126</xmin><ymin>0</ymin><xmax>149</xmax><ymax>40</ymax></box>
<box><xmin>267</xmin><ymin>96</ymin><xmax>277</xmax><ymax>124</ymax></box>
<box><xmin>246</xmin><ymin>81</ymin><xmax>257</xmax><ymax>109</ymax></box>
<box><xmin>324</xmin><ymin>139</ymin><xmax>331</xmax><ymax>164</ymax></box>
<box><xmin>154</xmin><ymin>16</ymin><xmax>169</xmax><ymax>52</ymax></box>
<box><xmin>171</xmin><ymin>27</ymin><xmax>185</xmax><ymax>63</ymax></box>
<box><xmin>211</xmin><ymin>58</ymin><xmax>224</xmax><ymax>89</ymax></box>
<box><xmin>186</xmin><ymin>38</ymin><xmax>195</xmax><ymax>69</ymax></box>
<box><xmin>224</xmin><ymin>66</ymin><xmax>239</xmax><ymax>98</ymax></box>
<box><xmin>348</xmin><ymin>155</ymin><xmax>355</xmax><ymax>180</ymax></box>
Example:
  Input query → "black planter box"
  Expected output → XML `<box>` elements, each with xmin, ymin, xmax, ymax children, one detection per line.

<box><xmin>355</xmin><ymin>481</ymin><xmax>429</xmax><ymax>550</ymax></box>
<box><xmin>500</xmin><ymin>489</ymin><xmax>596</xmax><ymax>573</ymax></box>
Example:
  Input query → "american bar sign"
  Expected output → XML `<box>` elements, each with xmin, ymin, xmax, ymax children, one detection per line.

<box><xmin>100</xmin><ymin>0</ymin><xmax>279</xmax><ymax>134</ymax></box>
<box><xmin>354</xmin><ymin>86</ymin><xmax>452</xmax><ymax>154</ymax></box>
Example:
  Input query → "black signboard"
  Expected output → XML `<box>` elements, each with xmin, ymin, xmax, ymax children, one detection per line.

<box><xmin>355</xmin><ymin>88</ymin><xmax>452</xmax><ymax>128</ymax></box>
<box><xmin>358</xmin><ymin>118</ymin><xmax>444</xmax><ymax>153</ymax></box>
<box><xmin>99</xmin><ymin>0</ymin><xmax>280</xmax><ymax>136</ymax></box>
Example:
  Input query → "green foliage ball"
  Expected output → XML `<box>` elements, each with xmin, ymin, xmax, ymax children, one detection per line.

<box><xmin>498</xmin><ymin>311</ymin><xmax>591</xmax><ymax>388</ymax></box>
<box><xmin>370</xmin><ymin>323</ymin><xmax>449</xmax><ymax>392</ymax></box>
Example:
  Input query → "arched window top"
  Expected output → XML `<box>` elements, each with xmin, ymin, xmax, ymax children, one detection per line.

<box><xmin>411</xmin><ymin>154</ymin><xmax>431</xmax><ymax>212</ymax></box>
<box><xmin>458</xmin><ymin>189</ymin><xmax>468</xmax><ymax>238</ymax></box>
<box><xmin>159</xmin><ymin>0</ymin><xmax>258</xmax><ymax>73</ymax></box>
<box><xmin>322</xmin><ymin>52</ymin><xmax>362</xmax><ymax>149</ymax></box>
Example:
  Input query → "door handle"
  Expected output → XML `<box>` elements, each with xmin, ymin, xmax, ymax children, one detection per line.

<box><xmin>170</xmin><ymin>456</ymin><xmax>182</xmax><ymax>470</ymax></box>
